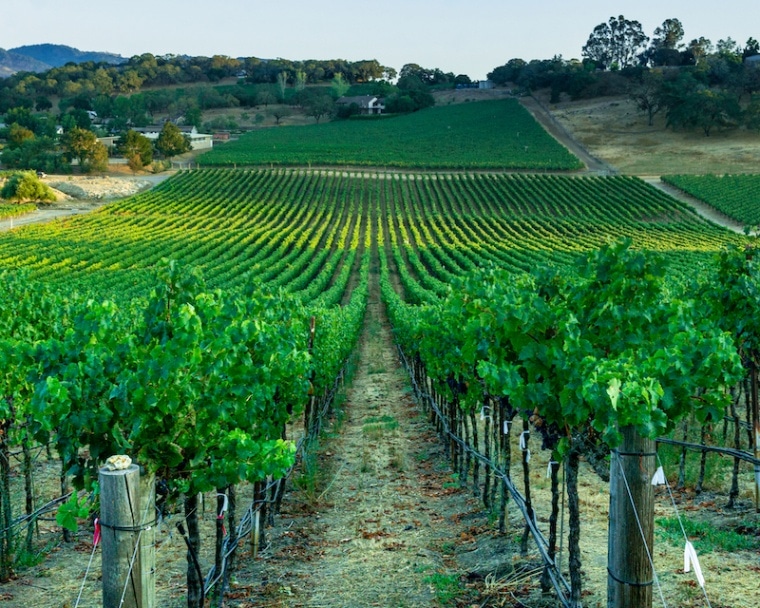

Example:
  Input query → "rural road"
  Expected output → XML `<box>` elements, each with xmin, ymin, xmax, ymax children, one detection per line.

<box><xmin>519</xmin><ymin>96</ymin><xmax>616</xmax><ymax>175</ymax></box>
<box><xmin>519</xmin><ymin>96</ymin><xmax>748</xmax><ymax>235</ymax></box>
<box><xmin>0</xmin><ymin>207</ymin><xmax>92</xmax><ymax>231</ymax></box>
<box><xmin>0</xmin><ymin>172</ymin><xmax>172</xmax><ymax>233</ymax></box>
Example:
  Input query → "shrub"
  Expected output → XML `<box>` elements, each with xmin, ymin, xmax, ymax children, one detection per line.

<box><xmin>0</xmin><ymin>171</ymin><xmax>56</xmax><ymax>203</ymax></box>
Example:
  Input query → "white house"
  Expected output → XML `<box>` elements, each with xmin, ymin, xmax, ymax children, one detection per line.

<box><xmin>336</xmin><ymin>95</ymin><xmax>385</xmax><ymax>115</ymax></box>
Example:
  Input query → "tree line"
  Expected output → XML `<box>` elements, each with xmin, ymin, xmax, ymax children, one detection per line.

<box><xmin>0</xmin><ymin>55</ymin><xmax>462</xmax><ymax>174</ymax></box>
<box><xmin>0</xmin><ymin>105</ymin><xmax>191</xmax><ymax>176</ymax></box>
<box><xmin>0</xmin><ymin>54</ymin><xmax>398</xmax><ymax>113</ymax></box>
<box><xmin>488</xmin><ymin>16</ymin><xmax>760</xmax><ymax>136</ymax></box>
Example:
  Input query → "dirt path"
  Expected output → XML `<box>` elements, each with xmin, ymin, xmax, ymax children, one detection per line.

<box><xmin>641</xmin><ymin>176</ymin><xmax>749</xmax><ymax>235</ymax></box>
<box><xmin>519</xmin><ymin>96</ymin><xmax>615</xmax><ymax>175</ymax></box>
<box><xmin>237</xmin><ymin>269</ymin><xmax>495</xmax><ymax>607</ymax></box>
<box><xmin>0</xmin><ymin>173</ymin><xmax>173</xmax><ymax>233</ymax></box>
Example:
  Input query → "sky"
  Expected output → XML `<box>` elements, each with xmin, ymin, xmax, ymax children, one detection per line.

<box><xmin>2</xmin><ymin>0</ymin><xmax>758</xmax><ymax>80</ymax></box>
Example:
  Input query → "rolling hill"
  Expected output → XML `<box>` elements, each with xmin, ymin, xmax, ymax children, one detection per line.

<box><xmin>0</xmin><ymin>43</ymin><xmax>126</xmax><ymax>76</ymax></box>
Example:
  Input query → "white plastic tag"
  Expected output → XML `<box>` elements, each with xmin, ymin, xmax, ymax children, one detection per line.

<box><xmin>519</xmin><ymin>430</ymin><xmax>529</xmax><ymax>450</ymax></box>
<box><xmin>684</xmin><ymin>541</ymin><xmax>705</xmax><ymax>588</ymax></box>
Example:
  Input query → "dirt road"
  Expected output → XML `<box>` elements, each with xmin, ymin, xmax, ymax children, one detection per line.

<box><xmin>0</xmin><ymin>173</ymin><xmax>172</xmax><ymax>233</ymax></box>
<box><xmin>519</xmin><ymin>96</ymin><xmax>615</xmax><ymax>175</ymax></box>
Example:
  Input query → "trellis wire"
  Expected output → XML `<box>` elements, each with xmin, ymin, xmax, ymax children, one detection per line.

<box><xmin>614</xmin><ymin>455</ymin><xmax>668</xmax><ymax>608</ymax></box>
<box><xmin>203</xmin><ymin>362</ymin><xmax>347</xmax><ymax>595</ymax></box>
<box><xmin>397</xmin><ymin>345</ymin><xmax>573</xmax><ymax>608</ymax></box>
<box><xmin>73</xmin><ymin>538</ymin><xmax>99</xmax><ymax>608</ymax></box>
<box><xmin>67</xmin><ymin>359</ymin><xmax>348</xmax><ymax>605</ymax></box>
<box><xmin>656</xmin><ymin>454</ymin><xmax>713</xmax><ymax>608</ymax></box>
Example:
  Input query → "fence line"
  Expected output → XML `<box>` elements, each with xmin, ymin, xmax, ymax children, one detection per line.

<box><xmin>397</xmin><ymin>345</ymin><xmax>573</xmax><ymax>608</ymax></box>
<box><xmin>396</xmin><ymin>343</ymin><xmax>760</xmax><ymax>605</ymax></box>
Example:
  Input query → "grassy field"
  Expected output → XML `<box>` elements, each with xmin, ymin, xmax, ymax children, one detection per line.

<box><xmin>197</xmin><ymin>99</ymin><xmax>583</xmax><ymax>170</ymax></box>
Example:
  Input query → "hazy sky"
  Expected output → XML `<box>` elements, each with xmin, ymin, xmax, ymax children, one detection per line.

<box><xmin>2</xmin><ymin>0</ymin><xmax>757</xmax><ymax>79</ymax></box>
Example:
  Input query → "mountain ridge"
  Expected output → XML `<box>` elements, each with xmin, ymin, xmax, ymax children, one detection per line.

<box><xmin>1</xmin><ymin>43</ymin><xmax>127</xmax><ymax>76</ymax></box>
<box><xmin>0</xmin><ymin>48</ymin><xmax>52</xmax><ymax>77</ymax></box>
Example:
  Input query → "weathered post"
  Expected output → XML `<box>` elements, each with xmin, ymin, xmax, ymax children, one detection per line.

<box><xmin>100</xmin><ymin>459</ymin><xmax>156</xmax><ymax>608</ymax></box>
<box><xmin>607</xmin><ymin>426</ymin><xmax>655</xmax><ymax>608</ymax></box>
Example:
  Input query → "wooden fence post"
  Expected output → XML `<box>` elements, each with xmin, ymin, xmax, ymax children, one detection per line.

<box><xmin>607</xmin><ymin>426</ymin><xmax>655</xmax><ymax>608</ymax></box>
<box><xmin>100</xmin><ymin>461</ymin><xmax>156</xmax><ymax>608</ymax></box>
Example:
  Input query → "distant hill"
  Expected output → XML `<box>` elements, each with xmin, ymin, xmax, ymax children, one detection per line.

<box><xmin>0</xmin><ymin>48</ymin><xmax>51</xmax><ymax>77</ymax></box>
<box><xmin>0</xmin><ymin>44</ymin><xmax>127</xmax><ymax>76</ymax></box>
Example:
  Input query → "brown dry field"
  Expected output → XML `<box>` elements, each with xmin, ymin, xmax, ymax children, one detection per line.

<box><xmin>536</xmin><ymin>91</ymin><xmax>760</xmax><ymax>176</ymax></box>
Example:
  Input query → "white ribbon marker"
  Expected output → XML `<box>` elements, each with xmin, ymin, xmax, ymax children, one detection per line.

<box><xmin>684</xmin><ymin>541</ymin><xmax>705</xmax><ymax>588</ymax></box>
<box><xmin>519</xmin><ymin>430</ymin><xmax>529</xmax><ymax>451</ymax></box>
<box><xmin>651</xmin><ymin>466</ymin><xmax>666</xmax><ymax>486</ymax></box>
<box><xmin>547</xmin><ymin>460</ymin><xmax>558</xmax><ymax>478</ymax></box>
<box><xmin>216</xmin><ymin>492</ymin><xmax>229</xmax><ymax>517</ymax></box>
<box><xmin>503</xmin><ymin>420</ymin><xmax>511</xmax><ymax>435</ymax></box>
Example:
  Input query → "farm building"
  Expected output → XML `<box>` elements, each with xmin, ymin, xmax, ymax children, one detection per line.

<box><xmin>336</xmin><ymin>95</ymin><xmax>385</xmax><ymax>115</ymax></box>
<box><xmin>133</xmin><ymin>125</ymin><xmax>214</xmax><ymax>151</ymax></box>
<box><xmin>97</xmin><ymin>135</ymin><xmax>120</xmax><ymax>151</ymax></box>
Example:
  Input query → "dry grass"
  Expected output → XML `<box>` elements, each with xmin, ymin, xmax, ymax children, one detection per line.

<box><xmin>541</xmin><ymin>92</ymin><xmax>760</xmax><ymax>176</ymax></box>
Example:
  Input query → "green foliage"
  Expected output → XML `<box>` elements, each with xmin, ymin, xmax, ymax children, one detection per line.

<box><xmin>156</xmin><ymin>122</ymin><xmax>191</xmax><ymax>158</ymax></box>
<box><xmin>0</xmin><ymin>168</ymin><xmax>747</xmax><ymax>488</ymax></box>
<box><xmin>582</xmin><ymin>15</ymin><xmax>649</xmax><ymax>70</ymax></box>
<box><xmin>0</xmin><ymin>170</ymin><xmax>744</xmax><ymax>305</ymax></box>
<box><xmin>0</xmin><ymin>135</ymin><xmax>66</xmax><ymax>173</ymax></box>
<box><xmin>61</xmin><ymin>127</ymin><xmax>108</xmax><ymax>173</ymax></box>
<box><xmin>396</xmin><ymin>239</ymin><xmax>742</xmax><ymax>455</ymax></box>
<box><xmin>698</xmin><ymin>243</ymin><xmax>760</xmax><ymax>388</ymax></box>
<box><xmin>664</xmin><ymin>84</ymin><xmax>742</xmax><ymax>135</ymax></box>
<box><xmin>32</xmin><ymin>260</ymin><xmax>312</xmax><ymax>496</ymax></box>
<box><xmin>657</xmin><ymin>516</ymin><xmax>760</xmax><ymax>554</ymax></box>
<box><xmin>198</xmin><ymin>99</ymin><xmax>583</xmax><ymax>170</ymax></box>
<box><xmin>331</xmin><ymin>73</ymin><xmax>349</xmax><ymax>98</ymax></box>
<box><xmin>0</xmin><ymin>171</ymin><xmax>55</xmax><ymax>203</ymax></box>
<box><xmin>423</xmin><ymin>571</ymin><xmax>463</xmax><ymax>605</ymax></box>
<box><xmin>663</xmin><ymin>174</ymin><xmax>760</xmax><ymax>226</ymax></box>
<box><xmin>119</xmin><ymin>129</ymin><xmax>153</xmax><ymax>167</ymax></box>
<box><xmin>0</xmin><ymin>203</ymin><xmax>35</xmax><ymax>218</ymax></box>
<box><xmin>56</xmin><ymin>492</ymin><xmax>92</xmax><ymax>532</ymax></box>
